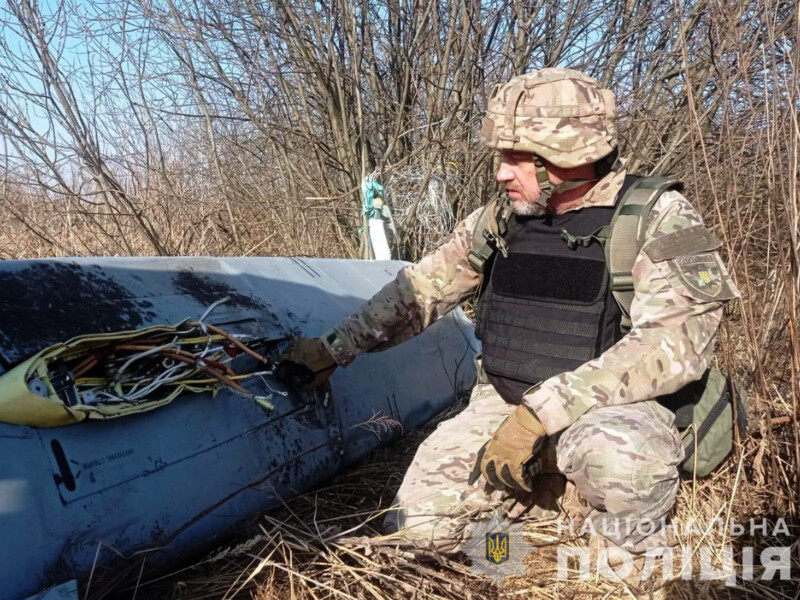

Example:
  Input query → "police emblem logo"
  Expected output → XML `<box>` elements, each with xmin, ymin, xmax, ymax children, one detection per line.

<box><xmin>463</xmin><ymin>511</ymin><xmax>529</xmax><ymax>585</ymax></box>
<box><xmin>673</xmin><ymin>254</ymin><xmax>726</xmax><ymax>300</ymax></box>
<box><xmin>485</xmin><ymin>532</ymin><xmax>509</xmax><ymax>564</ymax></box>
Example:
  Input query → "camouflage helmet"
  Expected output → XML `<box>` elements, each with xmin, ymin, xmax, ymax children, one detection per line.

<box><xmin>481</xmin><ymin>69</ymin><xmax>617</xmax><ymax>169</ymax></box>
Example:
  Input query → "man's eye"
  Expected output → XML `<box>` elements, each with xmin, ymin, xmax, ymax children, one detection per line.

<box><xmin>499</xmin><ymin>152</ymin><xmax>521</xmax><ymax>163</ymax></box>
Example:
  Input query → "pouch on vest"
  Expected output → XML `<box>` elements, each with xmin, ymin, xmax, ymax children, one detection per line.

<box><xmin>658</xmin><ymin>367</ymin><xmax>747</xmax><ymax>477</ymax></box>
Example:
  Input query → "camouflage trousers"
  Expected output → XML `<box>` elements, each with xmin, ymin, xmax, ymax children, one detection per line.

<box><xmin>383</xmin><ymin>384</ymin><xmax>684</xmax><ymax>554</ymax></box>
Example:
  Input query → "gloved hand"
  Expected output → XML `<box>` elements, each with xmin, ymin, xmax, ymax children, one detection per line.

<box><xmin>468</xmin><ymin>404</ymin><xmax>547</xmax><ymax>491</ymax></box>
<box><xmin>275</xmin><ymin>338</ymin><xmax>338</xmax><ymax>390</ymax></box>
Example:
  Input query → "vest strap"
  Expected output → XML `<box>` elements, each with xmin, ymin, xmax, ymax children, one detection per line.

<box><xmin>485</xmin><ymin>332</ymin><xmax>597</xmax><ymax>362</ymax></box>
<box><xmin>606</xmin><ymin>176</ymin><xmax>683</xmax><ymax>332</ymax></box>
<box><xmin>488</xmin><ymin>309</ymin><xmax>600</xmax><ymax>338</ymax></box>
<box><xmin>468</xmin><ymin>196</ymin><xmax>513</xmax><ymax>273</ymax></box>
<box><xmin>483</xmin><ymin>354</ymin><xmax>567</xmax><ymax>382</ymax></box>
<box><xmin>559</xmin><ymin>225</ymin><xmax>610</xmax><ymax>250</ymax></box>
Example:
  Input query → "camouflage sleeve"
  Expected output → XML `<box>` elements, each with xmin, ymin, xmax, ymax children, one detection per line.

<box><xmin>523</xmin><ymin>190</ymin><xmax>740</xmax><ymax>434</ymax></box>
<box><xmin>321</xmin><ymin>208</ymin><xmax>484</xmax><ymax>366</ymax></box>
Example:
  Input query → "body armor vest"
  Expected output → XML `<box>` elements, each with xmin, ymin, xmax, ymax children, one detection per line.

<box><xmin>475</xmin><ymin>178</ymin><xmax>639</xmax><ymax>404</ymax></box>
<box><xmin>471</xmin><ymin>175</ymin><xmax>745</xmax><ymax>480</ymax></box>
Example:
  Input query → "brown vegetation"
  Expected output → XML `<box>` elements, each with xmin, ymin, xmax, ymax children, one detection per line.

<box><xmin>0</xmin><ymin>0</ymin><xmax>797</xmax><ymax>597</ymax></box>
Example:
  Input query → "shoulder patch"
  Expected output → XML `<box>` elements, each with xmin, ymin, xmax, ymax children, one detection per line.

<box><xmin>669</xmin><ymin>253</ymin><xmax>739</xmax><ymax>302</ymax></box>
<box><xmin>643</xmin><ymin>225</ymin><xmax>721</xmax><ymax>262</ymax></box>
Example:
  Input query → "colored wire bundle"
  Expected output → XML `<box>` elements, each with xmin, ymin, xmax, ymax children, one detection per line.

<box><xmin>49</xmin><ymin>299</ymin><xmax>283</xmax><ymax>410</ymax></box>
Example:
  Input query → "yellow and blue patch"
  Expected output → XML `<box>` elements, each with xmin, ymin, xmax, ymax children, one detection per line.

<box><xmin>486</xmin><ymin>532</ymin><xmax>509</xmax><ymax>565</ymax></box>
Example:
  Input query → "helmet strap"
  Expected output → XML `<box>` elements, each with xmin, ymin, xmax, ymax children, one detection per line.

<box><xmin>532</xmin><ymin>155</ymin><xmax>553</xmax><ymax>208</ymax></box>
<box><xmin>551</xmin><ymin>178</ymin><xmax>598</xmax><ymax>195</ymax></box>
<box><xmin>533</xmin><ymin>155</ymin><xmax>598</xmax><ymax>206</ymax></box>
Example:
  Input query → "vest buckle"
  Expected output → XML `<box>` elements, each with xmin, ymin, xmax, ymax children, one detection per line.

<box><xmin>483</xmin><ymin>230</ymin><xmax>508</xmax><ymax>257</ymax></box>
<box><xmin>560</xmin><ymin>229</ymin><xmax>599</xmax><ymax>250</ymax></box>
<box><xmin>560</xmin><ymin>229</ymin><xmax>579</xmax><ymax>250</ymax></box>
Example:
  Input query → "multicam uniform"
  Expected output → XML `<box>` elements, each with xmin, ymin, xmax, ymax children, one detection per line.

<box><xmin>322</xmin><ymin>161</ymin><xmax>739</xmax><ymax>553</ymax></box>
<box><xmin>318</xmin><ymin>69</ymin><xmax>739</xmax><ymax>553</ymax></box>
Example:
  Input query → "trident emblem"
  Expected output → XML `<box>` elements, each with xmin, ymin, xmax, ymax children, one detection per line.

<box><xmin>485</xmin><ymin>532</ymin><xmax>509</xmax><ymax>565</ymax></box>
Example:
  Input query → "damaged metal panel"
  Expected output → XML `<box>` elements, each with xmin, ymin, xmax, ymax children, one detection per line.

<box><xmin>0</xmin><ymin>257</ymin><xmax>477</xmax><ymax>600</ymax></box>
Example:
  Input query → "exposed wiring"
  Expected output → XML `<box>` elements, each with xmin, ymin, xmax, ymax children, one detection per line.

<box><xmin>258</xmin><ymin>374</ymin><xmax>289</xmax><ymax>397</ymax></box>
<box><xmin>198</xmin><ymin>296</ymin><xmax>230</xmax><ymax>323</ymax></box>
<box><xmin>48</xmin><ymin>298</ymin><xmax>282</xmax><ymax>412</ymax></box>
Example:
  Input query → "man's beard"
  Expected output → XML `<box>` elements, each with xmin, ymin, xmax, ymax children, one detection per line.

<box><xmin>511</xmin><ymin>198</ymin><xmax>546</xmax><ymax>217</ymax></box>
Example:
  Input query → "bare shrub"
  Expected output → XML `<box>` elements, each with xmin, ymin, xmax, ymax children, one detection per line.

<box><xmin>0</xmin><ymin>0</ymin><xmax>797</xmax><ymax>597</ymax></box>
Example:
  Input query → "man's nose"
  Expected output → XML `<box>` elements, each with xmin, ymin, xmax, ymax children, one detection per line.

<box><xmin>496</xmin><ymin>162</ymin><xmax>514</xmax><ymax>183</ymax></box>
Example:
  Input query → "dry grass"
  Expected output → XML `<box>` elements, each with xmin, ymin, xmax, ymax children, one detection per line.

<box><xmin>95</xmin><ymin>400</ymin><xmax>500</xmax><ymax>600</ymax></box>
<box><xmin>88</xmin><ymin>391</ymin><xmax>798</xmax><ymax>600</ymax></box>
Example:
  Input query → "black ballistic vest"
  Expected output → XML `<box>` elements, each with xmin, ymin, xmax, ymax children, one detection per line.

<box><xmin>475</xmin><ymin>181</ymin><xmax>638</xmax><ymax>404</ymax></box>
